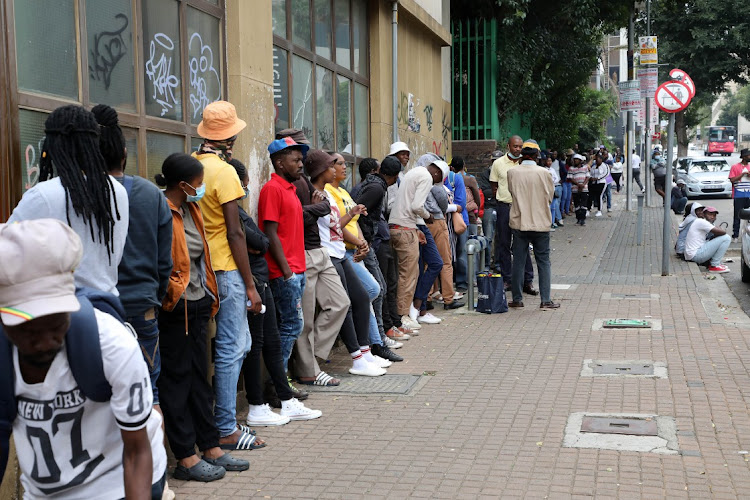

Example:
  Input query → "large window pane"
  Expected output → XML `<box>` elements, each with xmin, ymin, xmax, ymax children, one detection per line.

<box><xmin>352</xmin><ymin>0</ymin><xmax>368</xmax><ymax>75</ymax></box>
<box><xmin>272</xmin><ymin>0</ymin><xmax>287</xmax><ymax>38</ymax></box>
<box><xmin>291</xmin><ymin>0</ymin><xmax>311</xmax><ymax>50</ymax></box>
<box><xmin>122</xmin><ymin>127</ymin><xmax>138</xmax><ymax>176</ymax></box>
<box><xmin>354</xmin><ymin>83</ymin><xmax>369</xmax><ymax>156</ymax></box>
<box><xmin>314</xmin><ymin>0</ymin><xmax>332</xmax><ymax>60</ymax></box>
<box><xmin>336</xmin><ymin>75</ymin><xmax>351</xmax><ymax>152</ymax></box>
<box><xmin>316</xmin><ymin>66</ymin><xmax>334</xmax><ymax>150</ymax></box>
<box><xmin>334</xmin><ymin>0</ymin><xmax>351</xmax><ymax>70</ymax></box>
<box><xmin>291</xmin><ymin>56</ymin><xmax>313</xmax><ymax>141</ymax></box>
<box><xmin>14</xmin><ymin>0</ymin><xmax>77</xmax><ymax>99</ymax></box>
<box><xmin>143</xmin><ymin>0</ymin><xmax>182</xmax><ymax>120</ymax></box>
<box><xmin>86</xmin><ymin>0</ymin><xmax>136</xmax><ymax>111</ymax></box>
<box><xmin>273</xmin><ymin>47</ymin><xmax>290</xmax><ymax>132</ymax></box>
<box><xmin>190</xmin><ymin>136</ymin><xmax>203</xmax><ymax>154</ymax></box>
<box><xmin>187</xmin><ymin>7</ymin><xmax>222</xmax><ymax>124</ymax></box>
<box><xmin>18</xmin><ymin>109</ymin><xmax>48</xmax><ymax>193</ymax></box>
<box><xmin>146</xmin><ymin>132</ymin><xmax>184</xmax><ymax>185</ymax></box>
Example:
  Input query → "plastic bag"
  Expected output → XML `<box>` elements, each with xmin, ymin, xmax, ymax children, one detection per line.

<box><xmin>475</xmin><ymin>273</ymin><xmax>508</xmax><ymax>314</ymax></box>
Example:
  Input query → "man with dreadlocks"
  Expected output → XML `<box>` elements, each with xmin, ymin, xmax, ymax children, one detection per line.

<box><xmin>9</xmin><ymin>105</ymin><xmax>129</xmax><ymax>296</ymax></box>
<box><xmin>193</xmin><ymin>101</ymin><xmax>264</xmax><ymax>451</ymax></box>
<box><xmin>92</xmin><ymin>104</ymin><xmax>173</xmax><ymax>415</ymax></box>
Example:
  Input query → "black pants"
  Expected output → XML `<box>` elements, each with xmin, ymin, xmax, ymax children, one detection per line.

<box><xmin>633</xmin><ymin>169</ymin><xmax>644</xmax><ymax>190</ymax></box>
<box><xmin>590</xmin><ymin>183</ymin><xmax>605</xmax><ymax>210</ymax></box>
<box><xmin>331</xmin><ymin>256</ymin><xmax>370</xmax><ymax>352</ymax></box>
<box><xmin>157</xmin><ymin>296</ymin><xmax>219</xmax><ymax>460</ymax></box>
<box><xmin>611</xmin><ymin>173</ymin><xmax>622</xmax><ymax>192</ymax></box>
<box><xmin>733</xmin><ymin>197</ymin><xmax>750</xmax><ymax>238</ymax></box>
<box><xmin>242</xmin><ymin>283</ymin><xmax>294</xmax><ymax>406</ymax></box>
<box><xmin>573</xmin><ymin>192</ymin><xmax>589</xmax><ymax>222</ymax></box>
<box><xmin>496</xmin><ymin>202</ymin><xmax>534</xmax><ymax>285</ymax></box>
<box><xmin>376</xmin><ymin>242</ymin><xmax>400</xmax><ymax>330</ymax></box>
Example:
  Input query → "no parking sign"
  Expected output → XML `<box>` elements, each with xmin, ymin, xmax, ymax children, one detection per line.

<box><xmin>655</xmin><ymin>80</ymin><xmax>692</xmax><ymax>113</ymax></box>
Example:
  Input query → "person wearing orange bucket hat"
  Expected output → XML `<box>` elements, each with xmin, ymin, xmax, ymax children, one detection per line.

<box><xmin>193</xmin><ymin>101</ymin><xmax>266</xmax><ymax>450</ymax></box>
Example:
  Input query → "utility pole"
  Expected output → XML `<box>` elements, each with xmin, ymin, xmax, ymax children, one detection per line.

<box><xmin>644</xmin><ymin>0</ymin><xmax>653</xmax><ymax>206</ymax></box>
<box><xmin>662</xmin><ymin>113</ymin><xmax>675</xmax><ymax>276</ymax></box>
<box><xmin>626</xmin><ymin>8</ymin><xmax>635</xmax><ymax>211</ymax></box>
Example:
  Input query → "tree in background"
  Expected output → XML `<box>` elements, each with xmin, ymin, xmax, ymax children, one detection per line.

<box><xmin>717</xmin><ymin>86</ymin><xmax>750</xmax><ymax>130</ymax></box>
<box><xmin>451</xmin><ymin>0</ymin><xmax>629</xmax><ymax>149</ymax></box>
<box><xmin>650</xmin><ymin>0</ymin><xmax>750</xmax><ymax>155</ymax></box>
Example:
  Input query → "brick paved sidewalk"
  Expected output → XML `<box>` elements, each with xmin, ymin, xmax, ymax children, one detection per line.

<box><xmin>171</xmin><ymin>199</ymin><xmax>750</xmax><ymax>499</ymax></box>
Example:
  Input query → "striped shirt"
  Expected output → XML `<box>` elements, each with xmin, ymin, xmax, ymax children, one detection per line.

<box><xmin>567</xmin><ymin>164</ymin><xmax>590</xmax><ymax>193</ymax></box>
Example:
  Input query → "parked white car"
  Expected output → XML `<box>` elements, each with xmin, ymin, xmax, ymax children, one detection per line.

<box><xmin>674</xmin><ymin>157</ymin><xmax>732</xmax><ymax>198</ymax></box>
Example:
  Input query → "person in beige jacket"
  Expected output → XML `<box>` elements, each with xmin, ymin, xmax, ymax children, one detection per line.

<box><xmin>506</xmin><ymin>140</ymin><xmax>559</xmax><ymax>309</ymax></box>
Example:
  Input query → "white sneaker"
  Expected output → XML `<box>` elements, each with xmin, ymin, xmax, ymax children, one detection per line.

<box><xmin>409</xmin><ymin>304</ymin><xmax>420</xmax><ymax>322</ymax></box>
<box><xmin>384</xmin><ymin>336</ymin><xmax>403</xmax><ymax>349</ymax></box>
<box><xmin>349</xmin><ymin>362</ymin><xmax>386</xmax><ymax>377</ymax></box>
<box><xmin>246</xmin><ymin>403</ymin><xmax>291</xmax><ymax>426</ymax></box>
<box><xmin>401</xmin><ymin>315</ymin><xmax>422</xmax><ymax>330</ymax></box>
<box><xmin>595</xmin><ymin>211</ymin><xmax>602</xmax><ymax>217</ymax></box>
<box><xmin>418</xmin><ymin>313</ymin><xmax>442</xmax><ymax>324</ymax></box>
<box><xmin>372</xmin><ymin>355</ymin><xmax>393</xmax><ymax>368</ymax></box>
<box><xmin>279</xmin><ymin>398</ymin><xmax>323</xmax><ymax>421</ymax></box>
<box><xmin>453</xmin><ymin>291</ymin><xmax>464</xmax><ymax>300</ymax></box>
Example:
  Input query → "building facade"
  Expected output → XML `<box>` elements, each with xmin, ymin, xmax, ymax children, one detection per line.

<box><xmin>0</xmin><ymin>0</ymin><xmax>450</xmax><ymax>222</ymax></box>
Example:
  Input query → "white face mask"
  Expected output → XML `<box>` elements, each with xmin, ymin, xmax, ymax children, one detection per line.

<box><xmin>508</xmin><ymin>152</ymin><xmax>521</xmax><ymax>160</ymax></box>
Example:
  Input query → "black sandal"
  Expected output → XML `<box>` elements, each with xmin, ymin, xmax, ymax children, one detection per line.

<box><xmin>173</xmin><ymin>459</ymin><xmax>226</xmax><ymax>482</ymax></box>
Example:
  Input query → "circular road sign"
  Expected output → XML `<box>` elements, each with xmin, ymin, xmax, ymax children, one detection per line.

<box><xmin>669</xmin><ymin>68</ymin><xmax>695</xmax><ymax>98</ymax></box>
<box><xmin>655</xmin><ymin>80</ymin><xmax>692</xmax><ymax>113</ymax></box>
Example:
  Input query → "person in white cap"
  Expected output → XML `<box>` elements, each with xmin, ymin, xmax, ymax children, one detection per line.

<box><xmin>567</xmin><ymin>154</ymin><xmax>591</xmax><ymax>225</ymax></box>
<box><xmin>684</xmin><ymin>206</ymin><xmax>731</xmax><ymax>273</ymax></box>
<box><xmin>0</xmin><ymin>219</ymin><xmax>166</xmax><ymax>499</ymax></box>
<box><xmin>389</xmin><ymin>141</ymin><xmax>411</xmax><ymax>169</ymax></box>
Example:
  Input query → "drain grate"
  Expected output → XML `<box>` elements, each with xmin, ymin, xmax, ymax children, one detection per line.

<box><xmin>301</xmin><ymin>374</ymin><xmax>423</xmax><ymax>395</ymax></box>
<box><xmin>592</xmin><ymin>363</ymin><xmax>654</xmax><ymax>375</ymax></box>
<box><xmin>581</xmin><ymin>416</ymin><xmax>658</xmax><ymax>436</ymax></box>
<box><xmin>602</xmin><ymin>319</ymin><xmax>651</xmax><ymax>329</ymax></box>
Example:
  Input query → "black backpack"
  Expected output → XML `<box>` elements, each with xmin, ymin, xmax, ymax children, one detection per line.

<box><xmin>0</xmin><ymin>287</ymin><xmax>125</xmax><ymax>476</ymax></box>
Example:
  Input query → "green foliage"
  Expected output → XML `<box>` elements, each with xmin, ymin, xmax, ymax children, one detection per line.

<box><xmin>451</xmin><ymin>0</ymin><xmax>629</xmax><ymax>149</ymax></box>
<box><xmin>575</xmin><ymin>88</ymin><xmax>620</xmax><ymax>150</ymax></box>
<box><xmin>718</xmin><ymin>86</ymin><xmax>750</xmax><ymax>129</ymax></box>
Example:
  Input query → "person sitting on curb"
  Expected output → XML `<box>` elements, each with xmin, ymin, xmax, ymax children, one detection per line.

<box><xmin>684</xmin><ymin>206</ymin><xmax>731</xmax><ymax>273</ymax></box>
<box><xmin>675</xmin><ymin>202</ymin><xmax>703</xmax><ymax>259</ymax></box>
<box><xmin>671</xmin><ymin>179</ymin><xmax>689</xmax><ymax>215</ymax></box>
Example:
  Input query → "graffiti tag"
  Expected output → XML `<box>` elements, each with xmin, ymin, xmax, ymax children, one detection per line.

<box><xmin>145</xmin><ymin>33</ymin><xmax>180</xmax><ymax>116</ymax></box>
<box><xmin>188</xmin><ymin>33</ymin><xmax>221</xmax><ymax>119</ymax></box>
<box><xmin>24</xmin><ymin>137</ymin><xmax>45</xmax><ymax>190</ymax></box>
<box><xmin>89</xmin><ymin>14</ymin><xmax>129</xmax><ymax>90</ymax></box>
<box><xmin>423</xmin><ymin>104</ymin><xmax>434</xmax><ymax>132</ymax></box>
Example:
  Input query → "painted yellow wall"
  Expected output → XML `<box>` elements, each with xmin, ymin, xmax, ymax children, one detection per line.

<box><xmin>369</xmin><ymin>1</ymin><xmax>451</xmax><ymax>165</ymax></box>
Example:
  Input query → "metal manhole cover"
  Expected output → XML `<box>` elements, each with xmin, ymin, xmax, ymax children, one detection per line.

<box><xmin>581</xmin><ymin>416</ymin><xmax>658</xmax><ymax>436</ymax></box>
<box><xmin>611</xmin><ymin>293</ymin><xmax>653</xmax><ymax>299</ymax></box>
<box><xmin>603</xmin><ymin>319</ymin><xmax>651</xmax><ymax>328</ymax></box>
<box><xmin>592</xmin><ymin>363</ymin><xmax>654</xmax><ymax>375</ymax></box>
<box><xmin>302</xmin><ymin>374</ymin><xmax>422</xmax><ymax>395</ymax></box>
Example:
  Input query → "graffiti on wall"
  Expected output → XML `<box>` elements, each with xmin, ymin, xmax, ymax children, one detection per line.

<box><xmin>423</xmin><ymin>104</ymin><xmax>434</xmax><ymax>132</ymax></box>
<box><xmin>397</xmin><ymin>92</ymin><xmax>421</xmax><ymax>133</ymax></box>
<box><xmin>24</xmin><ymin>136</ymin><xmax>45</xmax><ymax>190</ymax></box>
<box><xmin>145</xmin><ymin>33</ymin><xmax>180</xmax><ymax>116</ymax></box>
<box><xmin>89</xmin><ymin>14</ymin><xmax>129</xmax><ymax>90</ymax></box>
<box><xmin>188</xmin><ymin>32</ymin><xmax>221</xmax><ymax>119</ymax></box>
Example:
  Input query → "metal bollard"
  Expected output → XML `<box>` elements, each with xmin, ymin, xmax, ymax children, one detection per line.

<box><xmin>636</xmin><ymin>193</ymin><xmax>644</xmax><ymax>246</ymax></box>
<box><xmin>466</xmin><ymin>238</ymin><xmax>484</xmax><ymax>311</ymax></box>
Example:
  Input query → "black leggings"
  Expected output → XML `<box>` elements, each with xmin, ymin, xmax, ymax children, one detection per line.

<box><xmin>573</xmin><ymin>192</ymin><xmax>589</xmax><ymax>221</ymax></box>
<box><xmin>242</xmin><ymin>283</ymin><xmax>294</xmax><ymax>406</ymax></box>
<box><xmin>611</xmin><ymin>173</ymin><xmax>622</xmax><ymax>191</ymax></box>
<box><xmin>331</xmin><ymin>256</ymin><xmax>370</xmax><ymax>352</ymax></box>
<box><xmin>157</xmin><ymin>296</ymin><xmax>219</xmax><ymax>460</ymax></box>
<box><xmin>590</xmin><ymin>183</ymin><xmax>605</xmax><ymax>210</ymax></box>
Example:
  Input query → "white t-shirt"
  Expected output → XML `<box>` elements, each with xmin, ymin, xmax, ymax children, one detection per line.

<box><xmin>684</xmin><ymin>218</ymin><xmax>714</xmax><ymax>260</ymax></box>
<box><xmin>318</xmin><ymin>191</ymin><xmax>346</xmax><ymax>259</ymax></box>
<box><xmin>632</xmin><ymin>154</ymin><xmax>641</xmax><ymax>170</ymax></box>
<box><xmin>13</xmin><ymin>310</ymin><xmax>166</xmax><ymax>499</ymax></box>
<box><xmin>611</xmin><ymin>161</ymin><xmax>624</xmax><ymax>174</ymax></box>
<box><xmin>8</xmin><ymin>177</ymin><xmax>129</xmax><ymax>295</ymax></box>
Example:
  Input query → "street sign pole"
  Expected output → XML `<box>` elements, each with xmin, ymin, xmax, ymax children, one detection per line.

<box><xmin>662</xmin><ymin>112</ymin><xmax>675</xmax><ymax>276</ymax></box>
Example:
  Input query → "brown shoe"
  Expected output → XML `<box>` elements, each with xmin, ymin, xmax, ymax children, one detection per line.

<box><xmin>386</xmin><ymin>327</ymin><xmax>409</xmax><ymax>340</ymax></box>
<box><xmin>523</xmin><ymin>284</ymin><xmax>539</xmax><ymax>296</ymax></box>
<box><xmin>540</xmin><ymin>301</ymin><xmax>560</xmax><ymax>309</ymax></box>
<box><xmin>508</xmin><ymin>301</ymin><xmax>524</xmax><ymax>308</ymax></box>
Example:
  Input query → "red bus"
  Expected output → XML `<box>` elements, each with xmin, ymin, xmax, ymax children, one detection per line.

<box><xmin>706</xmin><ymin>126</ymin><xmax>736</xmax><ymax>156</ymax></box>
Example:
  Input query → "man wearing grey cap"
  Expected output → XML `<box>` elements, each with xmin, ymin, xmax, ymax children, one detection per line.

<box><xmin>0</xmin><ymin>219</ymin><xmax>166</xmax><ymax>499</ymax></box>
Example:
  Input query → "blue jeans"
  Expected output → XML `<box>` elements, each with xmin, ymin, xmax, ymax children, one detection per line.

<box><xmin>511</xmin><ymin>230</ymin><xmax>552</xmax><ymax>304</ymax></box>
<box><xmin>213</xmin><ymin>270</ymin><xmax>252</xmax><ymax>436</ymax></box>
<box><xmin>691</xmin><ymin>234</ymin><xmax>731</xmax><ymax>266</ymax></box>
<box><xmin>346</xmin><ymin>251</ymin><xmax>382</xmax><ymax>346</ymax></box>
<box><xmin>416</xmin><ymin>224</ymin><xmax>443</xmax><ymax>305</ymax></box>
<box><xmin>551</xmin><ymin>185</ymin><xmax>562</xmax><ymax>223</ymax></box>
<box><xmin>604</xmin><ymin>183</ymin><xmax>612</xmax><ymax>210</ymax></box>
<box><xmin>482</xmin><ymin>207</ymin><xmax>496</xmax><ymax>270</ymax></box>
<box><xmin>127</xmin><ymin>313</ymin><xmax>161</xmax><ymax>405</ymax></box>
<box><xmin>561</xmin><ymin>183</ymin><xmax>572</xmax><ymax>215</ymax></box>
<box><xmin>270</xmin><ymin>272</ymin><xmax>306</xmax><ymax>373</ymax></box>
<box><xmin>362</xmin><ymin>248</ymin><xmax>387</xmax><ymax>345</ymax></box>
<box><xmin>454</xmin><ymin>229</ymin><xmax>469</xmax><ymax>289</ymax></box>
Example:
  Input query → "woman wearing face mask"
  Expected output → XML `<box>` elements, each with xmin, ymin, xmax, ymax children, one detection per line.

<box><xmin>154</xmin><ymin>153</ymin><xmax>251</xmax><ymax>482</ymax></box>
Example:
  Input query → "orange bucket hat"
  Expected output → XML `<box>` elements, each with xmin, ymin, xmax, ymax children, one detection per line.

<box><xmin>197</xmin><ymin>101</ymin><xmax>247</xmax><ymax>140</ymax></box>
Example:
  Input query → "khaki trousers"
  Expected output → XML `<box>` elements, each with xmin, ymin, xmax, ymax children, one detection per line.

<box><xmin>390</xmin><ymin>228</ymin><xmax>420</xmax><ymax>316</ymax></box>
<box><xmin>293</xmin><ymin>247</ymin><xmax>349</xmax><ymax>378</ymax></box>
<box><xmin>426</xmin><ymin>218</ymin><xmax>455</xmax><ymax>304</ymax></box>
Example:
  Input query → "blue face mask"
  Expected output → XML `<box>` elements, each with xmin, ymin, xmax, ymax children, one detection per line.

<box><xmin>184</xmin><ymin>182</ymin><xmax>205</xmax><ymax>203</ymax></box>
<box><xmin>508</xmin><ymin>152</ymin><xmax>521</xmax><ymax>160</ymax></box>
<box><xmin>241</xmin><ymin>186</ymin><xmax>249</xmax><ymax>200</ymax></box>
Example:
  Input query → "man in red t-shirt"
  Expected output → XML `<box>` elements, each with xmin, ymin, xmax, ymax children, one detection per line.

<box><xmin>258</xmin><ymin>137</ymin><xmax>308</xmax><ymax>372</ymax></box>
<box><xmin>728</xmin><ymin>148</ymin><xmax>750</xmax><ymax>239</ymax></box>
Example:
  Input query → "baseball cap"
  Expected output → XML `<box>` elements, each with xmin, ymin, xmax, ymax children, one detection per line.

<box><xmin>267</xmin><ymin>136</ymin><xmax>310</xmax><ymax>156</ymax></box>
<box><xmin>197</xmin><ymin>101</ymin><xmax>247</xmax><ymax>140</ymax></box>
<box><xmin>304</xmin><ymin>149</ymin><xmax>337</xmax><ymax>180</ymax></box>
<box><xmin>703</xmin><ymin>206</ymin><xmax>719</xmax><ymax>214</ymax></box>
<box><xmin>522</xmin><ymin>139</ymin><xmax>540</xmax><ymax>151</ymax></box>
<box><xmin>573</xmin><ymin>154</ymin><xmax>585</xmax><ymax>161</ymax></box>
<box><xmin>676</xmin><ymin>178</ymin><xmax>686</xmax><ymax>185</ymax></box>
<box><xmin>0</xmin><ymin>219</ymin><xmax>83</xmax><ymax>326</ymax></box>
<box><xmin>389</xmin><ymin>141</ymin><xmax>411</xmax><ymax>156</ymax></box>
<box><xmin>741</xmin><ymin>148</ymin><xmax>750</xmax><ymax>157</ymax></box>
